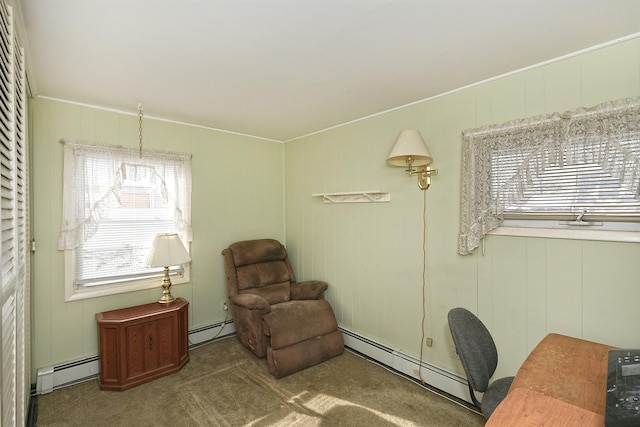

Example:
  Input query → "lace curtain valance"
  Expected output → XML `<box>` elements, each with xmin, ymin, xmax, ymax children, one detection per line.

<box><xmin>458</xmin><ymin>97</ymin><xmax>640</xmax><ymax>255</ymax></box>
<box><xmin>58</xmin><ymin>140</ymin><xmax>192</xmax><ymax>250</ymax></box>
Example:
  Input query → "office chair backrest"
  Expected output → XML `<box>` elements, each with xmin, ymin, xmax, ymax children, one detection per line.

<box><xmin>448</xmin><ymin>307</ymin><xmax>498</xmax><ymax>393</ymax></box>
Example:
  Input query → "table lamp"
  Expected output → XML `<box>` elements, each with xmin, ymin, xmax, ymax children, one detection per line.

<box><xmin>145</xmin><ymin>233</ymin><xmax>191</xmax><ymax>304</ymax></box>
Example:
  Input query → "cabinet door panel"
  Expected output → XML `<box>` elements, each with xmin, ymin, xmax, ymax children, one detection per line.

<box><xmin>125</xmin><ymin>323</ymin><xmax>148</xmax><ymax>380</ymax></box>
<box><xmin>177</xmin><ymin>306</ymin><xmax>189</xmax><ymax>365</ymax></box>
<box><xmin>99</xmin><ymin>326</ymin><xmax>120</xmax><ymax>384</ymax></box>
<box><xmin>144</xmin><ymin>321</ymin><xmax>158</xmax><ymax>371</ymax></box>
<box><xmin>156</xmin><ymin>316</ymin><xmax>176</xmax><ymax>369</ymax></box>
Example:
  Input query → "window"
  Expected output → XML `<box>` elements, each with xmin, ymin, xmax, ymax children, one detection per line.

<box><xmin>59</xmin><ymin>141</ymin><xmax>192</xmax><ymax>300</ymax></box>
<box><xmin>458</xmin><ymin>97</ymin><xmax>640</xmax><ymax>255</ymax></box>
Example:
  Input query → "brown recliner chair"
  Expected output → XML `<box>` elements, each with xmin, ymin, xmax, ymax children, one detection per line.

<box><xmin>222</xmin><ymin>238</ymin><xmax>344</xmax><ymax>378</ymax></box>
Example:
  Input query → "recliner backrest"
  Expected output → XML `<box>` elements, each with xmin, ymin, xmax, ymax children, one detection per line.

<box><xmin>448</xmin><ymin>307</ymin><xmax>499</xmax><ymax>393</ymax></box>
<box><xmin>226</xmin><ymin>239</ymin><xmax>296</xmax><ymax>304</ymax></box>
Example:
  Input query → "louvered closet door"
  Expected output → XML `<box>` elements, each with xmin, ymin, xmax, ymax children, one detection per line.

<box><xmin>0</xmin><ymin>0</ymin><xmax>28</xmax><ymax>425</ymax></box>
<box><xmin>13</xmin><ymin>8</ymin><xmax>28</xmax><ymax>425</ymax></box>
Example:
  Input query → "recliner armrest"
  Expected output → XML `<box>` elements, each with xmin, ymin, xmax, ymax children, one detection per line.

<box><xmin>291</xmin><ymin>280</ymin><xmax>328</xmax><ymax>300</ymax></box>
<box><xmin>231</xmin><ymin>293</ymin><xmax>271</xmax><ymax>314</ymax></box>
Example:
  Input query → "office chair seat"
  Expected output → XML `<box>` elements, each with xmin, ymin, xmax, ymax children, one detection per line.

<box><xmin>480</xmin><ymin>376</ymin><xmax>514</xmax><ymax>418</ymax></box>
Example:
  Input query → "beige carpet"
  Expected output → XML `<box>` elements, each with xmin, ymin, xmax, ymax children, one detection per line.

<box><xmin>36</xmin><ymin>337</ymin><xmax>484</xmax><ymax>426</ymax></box>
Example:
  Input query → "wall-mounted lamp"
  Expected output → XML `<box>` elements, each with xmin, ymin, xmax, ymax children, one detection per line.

<box><xmin>386</xmin><ymin>129</ymin><xmax>438</xmax><ymax>190</ymax></box>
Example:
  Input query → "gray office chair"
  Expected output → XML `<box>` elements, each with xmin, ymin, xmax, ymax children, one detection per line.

<box><xmin>447</xmin><ymin>307</ymin><xmax>514</xmax><ymax>419</ymax></box>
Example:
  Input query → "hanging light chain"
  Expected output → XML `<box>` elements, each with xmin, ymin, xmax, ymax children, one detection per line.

<box><xmin>138</xmin><ymin>103</ymin><xmax>144</xmax><ymax>157</ymax></box>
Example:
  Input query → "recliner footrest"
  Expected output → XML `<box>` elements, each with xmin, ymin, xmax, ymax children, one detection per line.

<box><xmin>267</xmin><ymin>329</ymin><xmax>344</xmax><ymax>378</ymax></box>
<box><xmin>263</xmin><ymin>299</ymin><xmax>338</xmax><ymax>349</ymax></box>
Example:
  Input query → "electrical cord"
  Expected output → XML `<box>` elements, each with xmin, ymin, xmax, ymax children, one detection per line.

<box><xmin>211</xmin><ymin>310</ymin><xmax>229</xmax><ymax>340</ymax></box>
<box><xmin>418</xmin><ymin>188</ymin><xmax>429</xmax><ymax>385</ymax></box>
<box><xmin>187</xmin><ymin>309</ymin><xmax>229</xmax><ymax>347</ymax></box>
<box><xmin>414</xmin><ymin>190</ymin><xmax>474</xmax><ymax>414</ymax></box>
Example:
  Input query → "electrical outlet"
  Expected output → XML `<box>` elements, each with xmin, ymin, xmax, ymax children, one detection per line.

<box><xmin>425</xmin><ymin>337</ymin><xmax>433</xmax><ymax>347</ymax></box>
<box><xmin>222</xmin><ymin>302</ymin><xmax>228</xmax><ymax>311</ymax></box>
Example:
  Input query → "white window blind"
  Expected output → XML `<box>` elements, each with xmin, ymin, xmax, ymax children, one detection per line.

<box><xmin>0</xmin><ymin>0</ymin><xmax>28</xmax><ymax>424</ymax></box>
<box><xmin>59</xmin><ymin>141</ymin><xmax>192</xmax><ymax>292</ymax></box>
<box><xmin>459</xmin><ymin>97</ymin><xmax>640</xmax><ymax>255</ymax></box>
<box><xmin>491</xmin><ymin>137</ymin><xmax>640</xmax><ymax>219</ymax></box>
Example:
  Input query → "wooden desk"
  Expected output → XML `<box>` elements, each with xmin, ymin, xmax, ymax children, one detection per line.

<box><xmin>488</xmin><ymin>388</ymin><xmax>604</xmax><ymax>427</ymax></box>
<box><xmin>487</xmin><ymin>333</ymin><xmax>614</xmax><ymax>426</ymax></box>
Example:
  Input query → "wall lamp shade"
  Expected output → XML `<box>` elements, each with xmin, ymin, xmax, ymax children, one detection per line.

<box><xmin>145</xmin><ymin>233</ymin><xmax>191</xmax><ymax>304</ymax></box>
<box><xmin>387</xmin><ymin>130</ymin><xmax>438</xmax><ymax>190</ymax></box>
<box><xmin>386</xmin><ymin>129</ymin><xmax>433</xmax><ymax>167</ymax></box>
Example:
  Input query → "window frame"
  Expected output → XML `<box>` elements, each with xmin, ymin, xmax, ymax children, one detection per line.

<box><xmin>458</xmin><ymin>97</ymin><xmax>640</xmax><ymax>255</ymax></box>
<box><xmin>488</xmin><ymin>221</ymin><xmax>640</xmax><ymax>243</ymax></box>
<box><xmin>59</xmin><ymin>141</ymin><xmax>192</xmax><ymax>301</ymax></box>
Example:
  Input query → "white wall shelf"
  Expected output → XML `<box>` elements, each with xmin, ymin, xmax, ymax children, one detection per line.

<box><xmin>312</xmin><ymin>191</ymin><xmax>390</xmax><ymax>204</ymax></box>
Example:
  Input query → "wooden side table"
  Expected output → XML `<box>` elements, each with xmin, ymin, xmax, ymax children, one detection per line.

<box><xmin>96</xmin><ymin>297</ymin><xmax>189</xmax><ymax>391</ymax></box>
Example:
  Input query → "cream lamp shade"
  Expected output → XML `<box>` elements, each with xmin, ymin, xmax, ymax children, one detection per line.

<box><xmin>386</xmin><ymin>129</ymin><xmax>433</xmax><ymax>167</ymax></box>
<box><xmin>145</xmin><ymin>233</ymin><xmax>191</xmax><ymax>303</ymax></box>
<box><xmin>146</xmin><ymin>233</ymin><xmax>191</xmax><ymax>267</ymax></box>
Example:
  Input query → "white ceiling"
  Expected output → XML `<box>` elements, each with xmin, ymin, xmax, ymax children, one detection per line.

<box><xmin>17</xmin><ymin>0</ymin><xmax>640</xmax><ymax>141</ymax></box>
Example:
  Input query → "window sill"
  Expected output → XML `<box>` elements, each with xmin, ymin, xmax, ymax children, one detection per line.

<box><xmin>489</xmin><ymin>226</ymin><xmax>640</xmax><ymax>243</ymax></box>
<box><xmin>65</xmin><ymin>269</ymin><xmax>190</xmax><ymax>302</ymax></box>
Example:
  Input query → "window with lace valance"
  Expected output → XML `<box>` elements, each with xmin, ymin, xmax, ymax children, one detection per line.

<box><xmin>59</xmin><ymin>140</ymin><xmax>192</xmax><ymax>300</ymax></box>
<box><xmin>458</xmin><ymin>97</ymin><xmax>640</xmax><ymax>255</ymax></box>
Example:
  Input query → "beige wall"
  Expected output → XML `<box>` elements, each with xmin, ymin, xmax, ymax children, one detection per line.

<box><xmin>30</xmin><ymin>37</ymin><xmax>640</xmax><ymax>384</ymax></box>
<box><xmin>30</xmin><ymin>98</ymin><xmax>285</xmax><ymax>378</ymax></box>
<box><xmin>284</xmin><ymin>38</ymin><xmax>640</xmax><ymax>380</ymax></box>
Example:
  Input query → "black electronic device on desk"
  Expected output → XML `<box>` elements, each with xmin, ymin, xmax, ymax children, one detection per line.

<box><xmin>606</xmin><ymin>349</ymin><xmax>640</xmax><ymax>426</ymax></box>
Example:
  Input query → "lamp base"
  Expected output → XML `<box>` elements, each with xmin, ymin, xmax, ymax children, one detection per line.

<box><xmin>158</xmin><ymin>266</ymin><xmax>175</xmax><ymax>304</ymax></box>
<box><xmin>158</xmin><ymin>292</ymin><xmax>175</xmax><ymax>304</ymax></box>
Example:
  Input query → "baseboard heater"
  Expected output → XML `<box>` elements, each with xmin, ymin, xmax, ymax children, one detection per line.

<box><xmin>339</xmin><ymin>327</ymin><xmax>471</xmax><ymax>405</ymax></box>
<box><xmin>35</xmin><ymin>321</ymin><xmax>470</xmax><ymax>405</ymax></box>
<box><xmin>35</xmin><ymin>319</ymin><xmax>236</xmax><ymax>395</ymax></box>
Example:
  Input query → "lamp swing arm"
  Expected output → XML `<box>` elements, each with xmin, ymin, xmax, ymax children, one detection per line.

<box><xmin>405</xmin><ymin>155</ymin><xmax>417</xmax><ymax>175</ymax></box>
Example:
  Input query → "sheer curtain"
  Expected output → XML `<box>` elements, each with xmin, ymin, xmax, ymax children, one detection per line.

<box><xmin>58</xmin><ymin>140</ymin><xmax>192</xmax><ymax>251</ymax></box>
<box><xmin>458</xmin><ymin>97</ymin><xmax>640</xmax><ymax>255</ymax></box>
